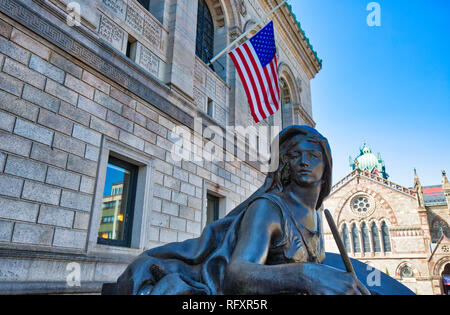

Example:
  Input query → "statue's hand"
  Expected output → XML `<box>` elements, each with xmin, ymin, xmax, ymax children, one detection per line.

<box><xmin>306</xmin><ymin>265</ymin><xmax>371</xmax><ymax>295</ymax></box>
<box><xmin>116</xmin><ymin>255</ymin><xmax>154</xmax><ymax>295</ymax></box>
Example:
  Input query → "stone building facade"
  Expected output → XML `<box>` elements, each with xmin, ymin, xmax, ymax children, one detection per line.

<box><xmin>0</xmin><ymin>0</ymin><xmax>321</xmax><ymax>293</ymax></box>
<box><xmin>323</xmin><ymin>145</ymin><xmax>450</xmax><ymax>295</ymax></box>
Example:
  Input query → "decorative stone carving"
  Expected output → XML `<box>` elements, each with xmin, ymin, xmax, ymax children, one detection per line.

<box><xmin>194</xmin><ymin>58</ymin><xmax>229</xmax><ymax>125</ymax></box>
<box><xmin>143</xmin><ymin>18</ymin><xmax>162</xmax><ymax>50</ymax></box>
<box><xmin>136</xmin><ymin>43</ymin><xmax>160</xmax><ymax>77</ymax></box>
<box><xmin>238</xmin><ymin>0</ymin><xmax>247</xmax><ymax>16</ymax></box>
<box><xmin>216</xmin><ymin>82</ymin><xmax>226</xmax><ymax>103</ymax></box>
<box><xmin>297</xmin><ymin>77</ymin><xmax>303</xmax><ymax>93</ymax></box>
<box><xmin>194</xmin><ymin>61</ymin><xmax>206</xmax><ymax>87</ymax></box>
<box><xmin>102</xmin><ymin>0</ymin><xmax>127</xmax><ymax>21</ymax></box>
<box><xmin>126</xmin><ymin>0</ymin><xmax>144</xmax><ymax>35</ymax></box>
<box><xmin>349</xmin><ymin>194</ymin><xmax>377</xmax><ymax>218</ymax></box>
<box><xmin>228</xmin><ymin>28</ymin><xmax>241</xmax><ymax>42</ymax></box>
<box><xmin>98</xmin><ymin>14</ymin><xmax>125</xmax><ymax>52</ymax></box>
<box><xmin>205</xmin><ymin>73</ymin><xmax>216</xmax><ymax>97</ymax></box>
<box><xmin>193</xmin><ymin>88</ymin><xmax>207</xmax><ymax>111</ymax></box>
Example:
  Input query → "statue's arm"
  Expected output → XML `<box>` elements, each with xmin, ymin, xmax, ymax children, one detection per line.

<box><xmin>223</xmin><ymin>199</ymin><xmax>368</xmax><ymax>295</ymax></box>
<box><xmin>224</xmin><ymin>199</ymin><xmax>314</xmax><ymax>295</ymax></box>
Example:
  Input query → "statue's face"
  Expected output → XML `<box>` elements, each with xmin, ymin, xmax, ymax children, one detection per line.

<box><xmin>286</xmin><ymin>136</ymin><xmax>325</xmax><ymax>187</ymax></box>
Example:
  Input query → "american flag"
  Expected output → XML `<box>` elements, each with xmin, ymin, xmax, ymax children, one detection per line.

<box><xmin>229</xmin><ymin>21</ymin><xmax>281</xmax><ymax>123</ymax></box>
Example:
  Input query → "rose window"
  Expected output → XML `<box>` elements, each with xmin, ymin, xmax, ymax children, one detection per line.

<box><xmin>352</xmin><ymin>196</ymin><xmax>371</xmax><ymax>213</ymax></box>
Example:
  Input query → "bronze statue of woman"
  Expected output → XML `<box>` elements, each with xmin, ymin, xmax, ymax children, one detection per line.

<box><xmin>112</xmin><ymin>126</ymin><xmax>405</xmax><ymax>295</ymax></box>
<box><xmin>224</xmin><ymin>126</ymin><xmax>369</xmax><ymax>295</ymax></box>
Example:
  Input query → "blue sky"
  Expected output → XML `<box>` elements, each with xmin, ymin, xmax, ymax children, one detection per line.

<box><xmin>289</xmin><ymin>0</ymin><xmax>450</xmax><ymax>187</ymax></box>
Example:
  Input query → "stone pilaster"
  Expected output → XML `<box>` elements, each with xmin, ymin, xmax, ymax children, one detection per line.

<box><xmin>442</xmin><ymin>171</ymin><xmax>450</xmax><ymax>212</ymax></box>
<box><xmin>165</xmin><ymin>0</ymin><xmax>197</xmax><ymax>97</ymax></box>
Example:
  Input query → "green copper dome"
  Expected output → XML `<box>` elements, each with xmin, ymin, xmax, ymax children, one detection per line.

<box><xmin>350</xmin><ymin>144</ymin><xmax>389</xmax><ymax>179</ymax></box>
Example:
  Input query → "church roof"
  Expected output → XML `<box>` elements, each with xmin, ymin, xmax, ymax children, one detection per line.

<box><xmin>350</xmin><ymin>143</ymin><xmax>389</xmax><ymax>179</ymax></box>
<box><xmin>423</xmin><ymin>185</ymin><xmax>447</xmax><ymax>206</ymax></box>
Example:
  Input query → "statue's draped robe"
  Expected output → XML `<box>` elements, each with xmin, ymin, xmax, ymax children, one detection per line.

<box><xmin>117</xmin><ymin>184</ymin><xmax>270</xmax><ymax>295</ymax></box>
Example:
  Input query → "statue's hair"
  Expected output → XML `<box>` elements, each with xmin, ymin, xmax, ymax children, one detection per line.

<box><xmin>266</xmin><ymin>126</ymin><xmax>333</xmax><ymax>210</ymax></box>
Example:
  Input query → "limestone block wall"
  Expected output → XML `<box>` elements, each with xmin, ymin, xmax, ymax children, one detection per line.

<box><xmin>0</xmin><ymin>9</ymin><xmax>265</xmax><ymax>293</ymax></box>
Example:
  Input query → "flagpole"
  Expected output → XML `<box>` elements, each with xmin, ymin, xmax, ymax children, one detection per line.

<box><xmin>207</xmin><ymin>0</ymin><xmax>288</xmax><ymax>66</ymax></box>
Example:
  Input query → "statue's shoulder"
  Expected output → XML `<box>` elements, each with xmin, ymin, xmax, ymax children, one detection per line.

<box><xmin>244</xmin><ymin>192</ymin><xmax>285</xmax><ymax>225</ymax></box>
<box><xmin>251</xmin><ymin>192</ymin><xmax>286</xmax><ymax>210</ymax></box>
<box><xmin>249</xmin><ymin>192</ymin><xmax>281</xmax><ymax>207</ymax></box>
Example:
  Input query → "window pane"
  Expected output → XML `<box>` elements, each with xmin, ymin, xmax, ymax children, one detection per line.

<box><xmin>371</xmin><ymin>223</ymin><xmax>381</xmax><ymax>253</ymax></box>
<box><xmin>207</xmin><ymin>194</ymin><xmax>219</xmax><ymax>225</ymax></box>
<box><xmin>342</xmin><ymin>224</ymin><xmax>351</xmax><ymax>253</ymax></box>
<box><xmin>352</xmin><ymin>224</ymin><xmax>361</xmax><ymax>253</ymax></box>
<box><xmin>207</xmin><ymin>99</ymin><xmax>214</xmax><ymax>117</ymax></box>
<box><xmin>98</xmin><ymin>160</ymin><xmax>135</xmax><ymax>245</ymax></box>
<box><xmin>196</xmin><ymin>0</ymin><xmax>214</xmax><ymax>65</ymax></box>
<box><xmin>382</xmin><ymin>222</ymin><xmax>391</xmax><ymax>252</ymax></box>
<box><xmin>362</xmin><ymin>223</ymin><xmax>371</xmax><ymax>253</ymax></box>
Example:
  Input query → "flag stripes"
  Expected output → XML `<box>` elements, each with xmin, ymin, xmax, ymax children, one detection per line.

<box><xmin>229</xmin><ymin>22</ymin><xmax>281</xmax><ymax>123</ymax></box>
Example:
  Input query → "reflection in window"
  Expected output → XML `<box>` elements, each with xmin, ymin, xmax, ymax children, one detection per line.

<box><xmin>98</xmin><ymin>157</ymin><xmax>138</xmax><ymax>247</ymax></box>
<box><xmin>280</xmin><ymin>78</ymin><xmax>291</xmax><ymax>104</ymax></box>
<box><xmin>196</xmin><ymin>0</ymin><xmax>214</xmax><ymax>68</ymax></box>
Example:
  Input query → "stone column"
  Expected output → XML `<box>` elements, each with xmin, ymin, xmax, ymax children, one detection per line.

<box><xmin>165</xmin><ymin>0</ymin><xmax>197</xmax><ymax>97</ymax></box>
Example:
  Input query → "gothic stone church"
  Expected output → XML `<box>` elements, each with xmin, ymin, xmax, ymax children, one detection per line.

<box><xmin>323</xmin><ymin>144</ymin><xmax>450</xmax><ymax>295</ymax></box>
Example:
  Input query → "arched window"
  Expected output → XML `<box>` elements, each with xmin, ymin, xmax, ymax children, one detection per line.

<box><xmin>381</xmin><ymin>222</ymin><xmax>391</xmax><ymax>252</ymax></box>
<box><xmin>371</xmin><ymin>223</ymin><xmax>381</xmax><ymax>253</ymax></box>
<box><xmin>280</xmin><ymin>78</ymin><xmax>291</xmax><ymax>104</ymax></box>
<box><xmin>280</xmin><ymin>77</ymin><xmax>292</xmax><ymax>129</ymax></box>
<box><xmin>196</xmin><ymin>0</ymin><xmax>215</xmax><ymax>68</ymax></box>
<box><xmin>400</xmin><ymin>265</ymin><xmax>414</xmax><ymax>279</ymax></box>
<box><xmin>361</xmin><ymin>223</ymin><xmax>371</xmax><ymax>253</ymax></box>
<box><xmin>352</xmin><ymin>224</ymin><xmax>361</xmax><ymax>253</ymax></box>
<box><xmin>341</xmin><ymin>224</ymin><xmax>351</xmax><ymax>253</ymax></box>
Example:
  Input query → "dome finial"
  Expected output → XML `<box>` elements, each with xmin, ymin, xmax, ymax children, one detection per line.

<box><xmin>443</xmin><ymin>170</ymin><xmax>450</xmax><ymax>188</ymax></box>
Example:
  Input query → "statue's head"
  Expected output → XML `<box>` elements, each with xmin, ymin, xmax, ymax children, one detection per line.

<box><xmin>267</xmin><ymin>125</ymin><xmax>333</xmax><ymax>210</ymax></box>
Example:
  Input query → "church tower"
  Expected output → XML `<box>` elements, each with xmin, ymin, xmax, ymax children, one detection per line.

<box><xmin>349</xmin><ymin>143</ymin><xmax>389</xmax><ymax>179</ymax></box>
<box><xmin>442</xmin><ymin>170</ymin><xmax>450</xmax><ymax>211</ymax></box>
<box><xmin>414</xmin><ymin>169</ymin><xmax>425</xmax><ymax>208</ymax></box>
